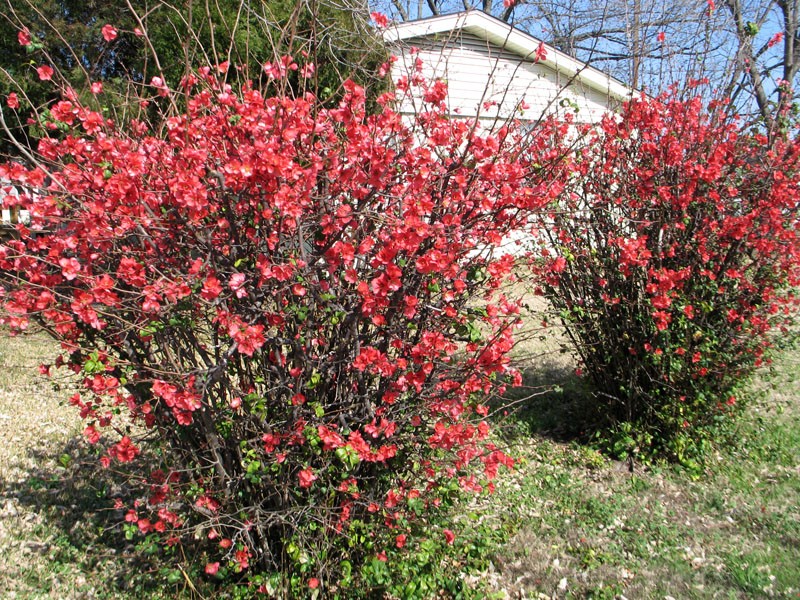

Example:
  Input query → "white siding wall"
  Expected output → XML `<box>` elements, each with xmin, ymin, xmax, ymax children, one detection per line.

<box><xmin>391</xmin><ymin>31</ymin><xmax>615</xmax><ymax>126</ymax></box>
<box><xmin>0</xmin><ymin>183</ymin><xmax>30</xmax><ymax>225</ymax></box>
<box><xmin>388</xmin><ymin>29</ymin><xmax>620</xmax><ymax>256</ymax></box>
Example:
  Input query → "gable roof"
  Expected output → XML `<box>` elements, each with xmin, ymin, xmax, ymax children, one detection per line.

<box><xmin>382</xmin><ymin>10</ymin><xmax>633</xmax><ymax>105</ymax></box>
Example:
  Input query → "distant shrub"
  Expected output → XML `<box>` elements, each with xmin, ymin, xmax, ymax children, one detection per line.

<box><xmin>532</xmin><ymin>94</ymin><xmax>800</xmax><ymax>464</ymax></box>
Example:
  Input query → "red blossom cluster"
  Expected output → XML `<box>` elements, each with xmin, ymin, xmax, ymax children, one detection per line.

<box><xmin>534</xmin><ymin>93</ymin><xmax>800</xmax><ymax>458</ymax></box>
<box><xmin>0</xmin><ymin>59</ymin><xmax>567</xmax><ymax>584</ymax></box>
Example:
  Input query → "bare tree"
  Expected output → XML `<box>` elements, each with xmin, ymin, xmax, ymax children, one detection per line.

<box><xmin>376</xmin><ymin>0</ymin><xmax>729</xmax><ymax>88</ymax></box>
<box><xmin>721</xmin><ymin>0</ymin><xmax>800</xmax><ymax>129</ymax></box>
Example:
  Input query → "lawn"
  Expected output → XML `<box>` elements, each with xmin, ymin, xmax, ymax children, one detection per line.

<box><xmin>0</xmin><ymin>328</ymin><xmax>798</xmax><ymax>599</ymax></box>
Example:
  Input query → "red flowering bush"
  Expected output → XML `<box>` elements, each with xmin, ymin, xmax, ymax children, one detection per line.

<box><xmin>533</xmin><ymin>93</ymin><xmax>800</xmax><ymax>463</ymax></box>
<box><xmin>0</xmin><ymin>59</ymin><xmax>567</xmax><ymax>594</ymax></box>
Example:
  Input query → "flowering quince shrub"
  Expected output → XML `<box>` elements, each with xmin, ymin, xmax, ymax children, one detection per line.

<box><xmin>532</xmin><ymin>93</ymin><xmax>800</xmax><ymax>463</ymax></box>
<box><xmin>0</xmin><ymin>57</ymin><xmax>568</xmax><ymax>594</ymax></box>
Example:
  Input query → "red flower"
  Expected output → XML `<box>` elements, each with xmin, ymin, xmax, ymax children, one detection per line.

<box><xmin>195</xmin><ymin>494</ymin><xmax>221</xmax><ymax>512</ymax></box>
<box><xmin>651</xmin><ymin>295</ymin><xmax>671</xmax><ymax>309</ymax></box>
<box><xmin>768</xmin><ymin>32</ymin><xmax>784</xmax><ymax>48</ymax></box>
<box><xmin>17</xmin><ymin>28</ymin><xmax>31</xmax><ymax>46</ymax></box>
<box><xmin>110</xmin><ymin>436</ymin><xmax>140</xmax><ymax>463</ymax></box>
<box><xmin>234</xmin><ymin>548</ymin><xmax>250</xmax><ymax>571</ymax></box>
<box><xmin>101</xmin><ymin>24</ymin><xmax>118</xmax><ymax>42</ymax></box>
<box><xmin>308</xmin><ymin>578</ymin><xmax>320</xmax><ymax>589</ymax></box>
<box><xmin>205</xmin><ymin>562</ymin><xmax>220</xmax><ymax>575</ymax></box>
<box><xmin>652</xmin><ymin>310</ymin><xmax>671</xmax><ymax>331</ymax></box>
<box><xmin>551</xmin><ymin>256</ymin><xmax>567</xmax><ymax>273</ymax></box>
<box><xmin>36</xmin><ymin>65</ymin><xmax>54</xmax><ymax>81</ymax></box>
<box><xmin>262</xmin><ymin>433</ymin><xmax>281</xmax><ymax>453</ymax></box>
<box><xmin>535</xmin><ymin>41</ymin><xmax>547</xmax><ymax>62</ymax></box>
<box><xmin>6</xmin><ymin>93</ymin><xmax>19</xmax><ymax>109</ymax></box>
<box><xmin>201</xmin><ymin>275</ymin><xmax>223</xmax><ymax>300</ymax></box>
<box><xmin>443</xmin><ymin>529</ymin><xmax>456</xmax><ymax>544</ymax></box>
<box><xmin>137</xmin><ymin>518</ymin><xmax>152</xmax><ymax>533</ymax></box>
<box><xmin>232</xmin><ymin>324</ymin><xmax>265</xmax><ymax>357</ymax></box>
<box><xmin>229</xmin><ymin>273</ymin><xmax>247</xmax><ymax>298</ymax></box>
<box><xmin>318</xmin><ymin>425</ymin><xmax>344</xmax><ymax>450</ymax></box>
<box><xmin>298</xmin><ymin>467</ymin><xmax>317</xmax><ymax>489</ymax></box>
<box><xmin>395</xmin><ymin>534</ymin><xmax>407</xmax><ymax>548</ymax></box>
<box><xmin>370</xmin><ymin>12</ymin><xmax>389</xmax><ymax>28</ymax></box>
<box><xmin>150</xmin><ymin>76</ymin><xmax>168</xmax><ymax>93</ymax></box>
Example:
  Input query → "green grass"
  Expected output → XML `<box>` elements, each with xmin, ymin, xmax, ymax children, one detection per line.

<box><xmin>0</xmin><ymin>329</ymin><xmax>798</xmax><ymax>598</ymax></box>
<box><xmin>486</xmin><ymin>350</ymin><xmax>800</xmax><ymax>599</ymax></box>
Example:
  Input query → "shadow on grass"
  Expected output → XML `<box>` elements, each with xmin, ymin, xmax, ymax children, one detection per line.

<box><xmin>494</xmin><ymin>357</ymin><xmax>604</xmax><ymax>445</ymax></box>
<box><xmin>0</xmin><ymin>436</ymin><xmax>187</xmax><ymax>599</ymax></box>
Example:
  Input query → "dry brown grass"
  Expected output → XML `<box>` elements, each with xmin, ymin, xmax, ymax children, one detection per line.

<box><xmin>0</xmin><ymin>331</ymin><xmax>169</xmax><ymax>599</ymax></box>
<box><xmin>0</xmin><ymin>331</ymin><xmax>84</xmax><ymax>598</ymax></box>
<box><xmin>0</xmin><ymin>333</ymin><xmax>79</xmax><ymax>480</ymax></box>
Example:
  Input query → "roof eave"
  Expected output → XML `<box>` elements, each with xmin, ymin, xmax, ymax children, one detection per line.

<box><xmin>382</xmin><ymin>11</ymin><xmax>634</xmax><ymax>104</ymax></box>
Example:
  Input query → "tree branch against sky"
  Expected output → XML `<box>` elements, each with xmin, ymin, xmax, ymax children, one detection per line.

<box><xmin>720</xmin><ymin>0</ymin><xmax>800</xmax><ymax>128</ymax></box>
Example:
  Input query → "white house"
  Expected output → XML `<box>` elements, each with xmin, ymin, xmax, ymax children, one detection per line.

<box><xmin>382</xmin><ymin>10</ymin><xmax>633</xmax><ymax>125</ymax></box>
<box><xmin>0</xmin><ymin>181</ymin><xmax>28</xmax><ymax>228</ymax></box>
